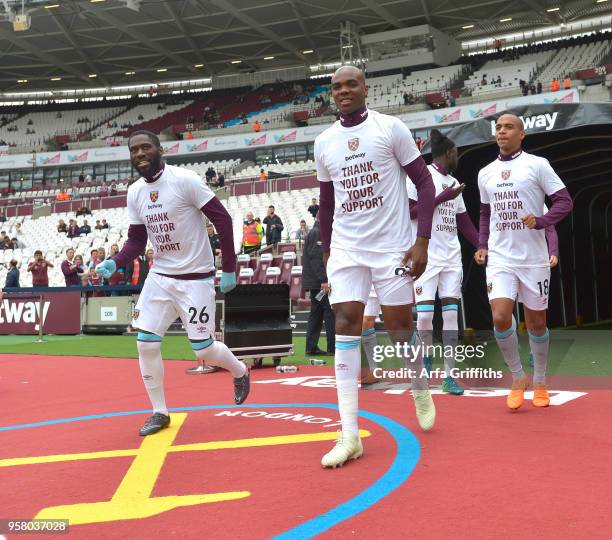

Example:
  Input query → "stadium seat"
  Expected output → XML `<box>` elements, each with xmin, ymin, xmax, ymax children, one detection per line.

<box><xmin>264</xmin><ymin>266</ymin><xmax>281</xmax><ymax>285</ymax></box>
<box><xmin>289</xmin><ymin>265</ymin><xmax>303</xmax><ymax>304</ymax></box>
<box><xmin>277</xmin><ymin>243</ymin><xmax>297</xmax><ymax>254</ymax></box>
<box><xmin>279</xmin><ymin>251</ymin><xmax>296</xmax><ymax>284</ymax></box>
<box><xmin>238</xmin><ymin>267</ymin><xmax>254</xmax><ymax>285</ymax></box>
<box><xmin>254</xmin><ymin>253</ymin><xmax>273</xmax><ymax>284</ymax></box>
<box><xmin>236</xmin><ymin>254</ymin><xmax>251</xmax><ymax>273</ymax></box>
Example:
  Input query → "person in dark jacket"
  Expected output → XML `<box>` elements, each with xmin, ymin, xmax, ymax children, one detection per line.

<box><xmin>61</xmin><ymin>247</ymin><xmax>81</xmax><ymax>287</ymax></box>
<box><xmin>301</xmin><ymin>216</ymin><xmax>335</xmax><ymax>355</ymax></box>
<box><xmin>262</xmin><ymin>205</ymin><xmax>284</xmax><ymax>247</ymax></box>
<box><xmin>4</xmin><ymin>259</ymin><xmax>19</xmax><ymax>288</ymax></box>
<box><xmin>125</xmin><ymin>251</ymin><xmax>151</xmax><ymax>287</ymax></box>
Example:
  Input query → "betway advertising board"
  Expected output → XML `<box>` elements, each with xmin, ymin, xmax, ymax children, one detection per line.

<box><xmin>0</xmin><ymin>290</ymin><xmax>81</xmax><ymax>334</ymax></box>
<box><xmin>0</xmin><ymin>90</ymin><xmax>579</xmax><ymax>170</ymax></box>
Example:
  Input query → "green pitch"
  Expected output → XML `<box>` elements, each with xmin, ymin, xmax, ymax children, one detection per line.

<box><xmin>0</xmin><ymin>328</ymin><xmax>610</xmax><ymax>377</ymax></box>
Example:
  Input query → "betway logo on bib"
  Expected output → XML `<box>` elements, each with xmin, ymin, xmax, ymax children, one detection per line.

<box><xmin>491</xmin><ymin>112</ymin><xmax>558</xmax><ymax>135</ymax></box>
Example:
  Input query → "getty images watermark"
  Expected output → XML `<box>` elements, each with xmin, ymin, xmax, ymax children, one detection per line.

<box><xmin>370</xmin><ymin>342</ymin><xmax>504</xmax><ymax>380</ymax></box>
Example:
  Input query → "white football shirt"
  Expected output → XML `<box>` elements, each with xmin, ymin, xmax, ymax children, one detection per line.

<box><xmin>407</xmin><ymin>164</ymin><xmax>466</xmax><ymax>267</ymax></box>
<box><xmin>127</xmin><ymin>164</ymin><xmax>215</xmax><ymax>275</ymax></box>
<box><xmin>315</xmin><ymin>109</ymin><xmax>421</xmax><ymax>253</ymax></box>
<box><xmin>478</xmin><ymin>151</ymin><xmax>565</xmax><ymax>268</ymax></box>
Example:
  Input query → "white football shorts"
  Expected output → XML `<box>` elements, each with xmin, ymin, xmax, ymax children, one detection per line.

<box><xmin>413</xmin><ymin>265</ymin><xmax>462</xmax><ymax>302</ymax></box>
<box><xmin>132</xmin><ymin>272</ymin><xmax>216</xmax><ymax>340</ymax></box>
<box><xmin>326</xmin><ymin>247</ymin><xmax>414</xmax><ymax>307</ymax></box>
<box><xmin>486</xmin><ymin>265</ymin><xmax>550</xmax><ymax>311</ymax></box>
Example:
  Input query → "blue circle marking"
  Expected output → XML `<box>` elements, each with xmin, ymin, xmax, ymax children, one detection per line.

<box><xmin>0</xmin><ymin>403</ymin><xmax>421</xmax><ymax>539</ymax></box>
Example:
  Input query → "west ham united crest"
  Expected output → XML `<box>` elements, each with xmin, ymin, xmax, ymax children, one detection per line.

<box><xmin>501</xmin><ymin>170</ymin><xmax>511</xmax><ymax>180</ymax></box>
<box><xmin>348</xmin><ymin>138</ymin><xmax>359</xmax><ymax>151</ymax></box>
<box><xmin>149</xmin><ymin>191</ymin><xmax>159</xmax><ymax>203</ymax></box>
<box><xmin>415</xmin><ymin>286</ymin><xmax>423</xmax><ymax>295</ymax></box>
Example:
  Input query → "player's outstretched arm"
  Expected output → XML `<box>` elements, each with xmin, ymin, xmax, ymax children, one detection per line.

<box><xmin>409</xmin><ymin>183</ymin><xmax>466</xmax><ymax>220</ymax></box>
<box><xmin>201</xmin><ymin>197</ymin><xmax>236</xmax><ymax>293</ymax></box>
<box><xmin>533</xmin><ymin>188</ymin><xmax>573</xmax><ymax>229</ymax></box>
<box><xmin>475</xmin><ymin>203</ymin><xmax>490</xmax><ymax>265</ymax></box>
<box><xmin>319</xmin><ymin>181</ymin><xmax>334</xmax><ymax>268</ymax></box>
<box><xmin>456</xmin><ymin>211</ymin><xmax>479</xmax><ymax>249</ymax></box>
<box><xmin>402</xmin><ymin>156</ymin><xmax>434</xmax><ymax>278</ymax></box>
<box><xmin>96</xmin><ymin>224</ymin><xmax>147</xmax><ymax>279</ymax></box>
<box><xmin>545</xmin><ymin>224</ymin><xmax>559</xmax><ymax>267</ymax></box>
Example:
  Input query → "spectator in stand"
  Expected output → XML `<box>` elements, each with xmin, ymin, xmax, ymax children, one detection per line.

<box><xmin>67</xmin><ymin>219</ymin><xmax>79</xmax><ymax>238</ymax></box>
<box><xmin>205</xmin><ymin>167</ymin><xmax>216</xmax><ymax>184</ymax></box>
<box><xmin>76</xmin><ymin>205</ymin><xmax>91</xmax><ymax>217</ymax></box>
<box><xmin>537</xmin><ymin>81</ymin><xmax>542</xmax><ymax>94</ymax></box>
<box><xmin>95</xmin><ymin>220</ymin><xmax>104</xmax><ymax>231</ymax></box>
<box><xmin>217</xmin><ymin>173</ymin><xmax>225</xmax><ymax>188</ymax></box>
<box><xmin>96</xmin><ymin>247</ymin><xmax>106</xmax><ymax>265</ymax></box>
<box><xmin>242</xmin><ymin>211</ymin><xmax>263</xmax><ymax>254</ymax></box>
<box><xmin>79</xmin><ymin>219</ymin><xmax>91</xmax><ymax>235</ymax></box>
<box><xmin>415</xmin><ymin>136</ymin><xmax>424</xmax><ymax>151</ymax></box>
<box><xmin>61</xmin><ymin>248</ymin><xmax>81</xmax><ymax>287</ymax></box>
<box><xmin>0</xmin><ymin>235</ymin><xmax>11</xmax><ymax>250</ymax></box>
<box><xmin>263</xmin><ymin>205</ymin><xmax>283</xmax><ymax>247</ymax></box>
<box><xmin>57</xmin><ymin>219</ymin><xmax>67</xmax><ymax>233</ymax></box>
<box><xmin>88</xmin><ymin>249</ymin><xmax>99</xmax><ymax>268</ymax></box>
<box><xmin>11</xmin><ymin>237</ymin><xmax>24</xmax><ymax>249</ymax></box>
<box><xmin>550</xmin><ymin>78</ymin><xmax>560</xmax><ymax>92</ymax></box>
<box><xmin>308</xmin><ymin>197</ymin><xmax>319</xmax><ymax>219</ymax></box>
<box><xmin>101</xmin><ymin>219</ymin><xmax>109</xmax><ymax>229</ymax></box>
<box><xmin>107</xmin><ymin>244</ymin><xmax>126</xmax><ymax>293</ymax></box>
<box><xmin>252</xmin><ymin>120</ymin><xmax>261</xmax><ymax>132</ymax></box>
<box><xmin>73</xmin><ymin>255</ymin><xmax>88</xmax><ymax>286</ymax></box>
<box><xmin>4</xmin><ymin>259</ymin><xmax>19</xmax><ymax>288</ymax></box>
<box><xmin>109</xmin><ymin>180</ymin><xmax>118</xmax><ymax>196</ymax></box>
<box><xmin>28</xmin><ymin>250</ymin><xmax>53</xmax><ymax>288</ymax></box>
<box><xmin>295</xmin><ymin>219</ymin><xmax>309</xmax><ymax>241</ymax></box>
<box><xmin>564</xmin><ymin>77</ymin><xmax>571</xmax><ymax>89</ymax></box>
<box><xmin>56</xmin><ymin>189</ymin><xmax>70</xmax><ymax>202</ymax></box>
<box><xmin>207</xmin><ymin>223</ymin><xmax>221</xmax><ymax>259</ymax></box>
<box><xmin>125</xmin><ymin>251</ymin><xmax>151</xmax><ymax>287</ymax></box>
<box><xmin>529</xmin><ymin>83</ymin><xmax>536</xmax><ymax>95</ymax></box>
<box><xmin>258</xmin><ymin>168</ymin><xmax>268</xmax><ymax>182</ymax></box>
<box><xmin>496</xmin><ymin>75</ymin><xmax>502</xmax><ymax>85</ymax></box>
<box><xmin>98</xmin><ymin>181</ymin><xmax>108</xmax><ymax>196</ymax></box>
<box><xmin>480</xmin><ymin>76</ymin><xmax>487</xmax><ymax>86</ymax></box>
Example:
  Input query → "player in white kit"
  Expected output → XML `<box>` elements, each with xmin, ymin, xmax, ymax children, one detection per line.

<box><xmin>475</xmin><ymin>114</ymin><xmax>572</xmax><ymax>410</ymax></box>
<box><xmin>315</xmin><ymin>66</ymin><xmax>437</xmax><ymax>468</ymax></box>
<box><xmin>96</xmin><ymin>131</ymin><xmax>250</xmax><ymax>436</ymax></box>
<box><xmin>407</xmin><ymin>130</ymin><xmax>479</xmax><ymax>395</ymax></box>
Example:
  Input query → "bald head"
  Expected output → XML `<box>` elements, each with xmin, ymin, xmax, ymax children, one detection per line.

<box><xmin>332</xmin><ymin>65</ymin><xmax>365</xmax><ymax>84</ymax></box>
<box><xmin>497</xmin><ymin>113</ymin><xmax>524</xmax><ymax>131</ymax></box>
<box><xmin>331</xmin><ymin>65</ymin><xmax>368</xmax><ymax>114</ymax></box>
<box><xmin>495</xmin><ymin>113</ymin><xmax>525</xmax><ymax>155</ymax></box>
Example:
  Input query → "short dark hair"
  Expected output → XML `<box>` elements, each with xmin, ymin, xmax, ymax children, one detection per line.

<box><xmin>34</xmin><ymin>250</ymin><xmax>42</xmax><ymax>256</ymax></box>
<box><xmin>90</xmin><ymin>249</ymin><xmax>98</xmax><ymax>255</ymax></box>
<box><xmin>128</xmin><ymin>130</ymin><xmax>161</xmax><ymax>148</ymax></box>
<box><xmin>9</xmin><ymin>259</ymin><xmax>17</xmax><ymax>267</ymax></box>
<box><xmin>269</xmin><ymin>205</ymin><xmax>275</xmax><ymax>210</ymax></box>
<box><xmin>66</xmin><ymin>247</ymin><xmax>74</xmax><ymax>254</ymax></box>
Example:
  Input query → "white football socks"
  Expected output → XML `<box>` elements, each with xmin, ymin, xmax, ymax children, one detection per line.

<box><xmin>335</xmin><ymin>335</ymin><xmax>361</xmax><ymax>435</ymax></box>
<box><xmin>529</xmin><ymin>329</ymin><xmax>550</xmax><ymax>383</ymax></box>
<box><xmin>494</xmin><ymin>316</ymin><xmax>525</xmax><ymax>380</ymax></box>
<box><xmin>137</xmin><ymin>340</ymin><xmax>168</xmax><ymax>415</ymax></box>
<box><xmin>195</xmin><ymin>341</ymin><xmax>246</xmax><ymax>378</ymax></box>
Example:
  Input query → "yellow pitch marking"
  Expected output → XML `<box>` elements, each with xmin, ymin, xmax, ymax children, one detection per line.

<box><xmin>1</xmin><ymin>413</ymin><xmax>371</xmax><ymax>525</ymax></box>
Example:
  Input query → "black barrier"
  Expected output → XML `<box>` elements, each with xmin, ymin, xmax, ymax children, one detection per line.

<box><xmin>216</xmin><ymin>284</ymin><xmax>293</xmax><ymax>362</ymax></box>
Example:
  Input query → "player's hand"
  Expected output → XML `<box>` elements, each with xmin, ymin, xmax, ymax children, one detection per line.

<box><xmin>521</xmin><ymin>214</ymin><xmax>537</xmax><ymax>229</ymax></box>
<box><xmin>402</xmin><ymin>237</ymin><xmax>428</xmax><ymax>280</ymax></box>
<box><xmin>322</xmin><ymin>251</ymin><xmax>329</xmax><ymax>270</ymax></box>
<box><xmin>95</xmin><ymin>259</ymin><xmax>116</xmax><ymax>279</ymax></box>
<box><xmin>474</xmin><ymin>249</ymin><xmax>487</xmax><ymax>265</ymax></box>
<box><xmin>437</xmin><ymin>183</ymin><xmax>466</xmax><ymax>204</ymax></box>
<box><xmin>321</xmin><ymin>282</ymin><xmax>331</xmax><ymax>295</ymax></box>
<box><xmin>549</xmin><ymin>255</ymin><xmax>558</xmax><ymax>267</ymax></box>
<box><xmin>220</xmin><ymin>271</ymin><xmax>236</xmax><ymax>294</ymax></box>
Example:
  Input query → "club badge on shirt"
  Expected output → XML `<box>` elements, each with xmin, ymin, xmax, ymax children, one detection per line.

<box><xmin>347</xmin><ymin>138</ymin><xmax>359</xmax><ymax>151</ymax></box>
<box><xmin>501</xmin><ymin>170</ymin><xmax>511</xmax><ymax>180</ymax></box>
<box><xmin>149</xmin><ymin>191</ymin><xmax>159</xmax><ymax>203</ymax></box>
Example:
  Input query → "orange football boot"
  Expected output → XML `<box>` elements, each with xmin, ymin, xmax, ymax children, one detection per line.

<box><xmin>507</xmin><ymin>376</ymin><xmax>529</xmax><ymax>409</ymax></box>
<box><xmin>532</xmin><ymin>382</ymin><xmax>550</xmax><ymax>407</ymax></box>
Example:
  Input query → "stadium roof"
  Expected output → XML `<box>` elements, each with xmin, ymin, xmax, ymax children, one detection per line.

<box><xmin>0</xmin><ymin>0</ymin><xmax>610</xmax><ymax>91</ymax></box>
